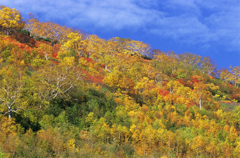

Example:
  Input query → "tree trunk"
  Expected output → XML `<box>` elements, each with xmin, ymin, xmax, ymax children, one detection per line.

<box><xmin>8</xmin><ymin>111</ymin><xmax>11</xmax><ymax>119</ymax></box>
<box><xmin>199</xmin><ymin>98</ymin><xmax>202</xmax><ymax>110</ymax></box>
<box><xmin>6</xmin><ymin>27</ymin><xmax>10</xmax><ymax>36</ymax></box>
<box><xmin>168</xmin><ymin>138</ymin><xmax>170</xmax><ymax>156</ymax></box>
<box><xmin>87</xmin><ymin>53</ymin><xmax>90</xmax><ymax>58</ymax></box>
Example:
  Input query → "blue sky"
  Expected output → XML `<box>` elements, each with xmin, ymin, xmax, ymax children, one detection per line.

<box><xmin>2</xmin><ymin>0</ymin><xmax>240</xmax><ymax>69</ymax></box>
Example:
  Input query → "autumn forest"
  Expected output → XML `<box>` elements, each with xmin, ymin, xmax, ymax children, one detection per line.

<box><xmin>0</xmin><ymin>5</ymin><xmax>240</xmax><ymax>158</ymax></box>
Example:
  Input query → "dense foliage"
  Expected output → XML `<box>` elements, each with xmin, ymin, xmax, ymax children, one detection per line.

<box><xmin>0</xmin><ymin>5</ymin><xmax>240</xmax><ymax>158</ymax></box>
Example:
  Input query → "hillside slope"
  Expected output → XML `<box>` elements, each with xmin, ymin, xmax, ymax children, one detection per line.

<box><xmin>0</xmin><ymin>5</ymin><xmax>240</xmax><ymax>158</ymax></box>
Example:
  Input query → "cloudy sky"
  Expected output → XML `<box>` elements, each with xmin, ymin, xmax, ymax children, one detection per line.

<box><xmin>2</xmin><ymin>0</ymin><xmax>240</xmax><ymax>69</ymax></box>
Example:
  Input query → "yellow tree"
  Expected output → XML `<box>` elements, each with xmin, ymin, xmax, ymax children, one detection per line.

<box><xmin>200</xmin><ymin>56</ymin><xmax>217</xmax><ymax>76</ymax></box>
<box><xmin>59</xmin><ymin>32</ymin><xmax>84</xmax><ymax>57</ymax></box>
<box><xmin>0</xmin><ymin>66</ymin><xmax>28</xmax><ymax>119</ymax></box>
<box><xmin>191</xmin><ymin>135</ymin><xmax>206</xmax><ymax>156</ymax></box>
<box><xmin>142</xmin><ymin>63</ymin><xmax>167</xmax><ymax>85</ymax></box>
<box><xmin>103</xmin><ymin>69</ymin><xmax>135</xmax><ymax>94</ymax></box>
<box><xmin>93</xmin><ymin>37</ymin><xmax>118</xmax><ymax>71</ymax></box>
<box><xmin>192</xmin><ymin>82</ymin><xmax>212</xmax><ymax>110</ymax></box>
<box><xmin>24</xmin><ymin>13</ymin><xmax>40</xmax><ymax>37</ymax></box>
<box><xmin>134</xmin><ymin>77</ymin><xmax>158</xmax><ymax>105</ymax></box>
<box><xmin>130</xmin><ymin>124</ymin><xmax>140</xmax><ymax>150</ymax></box>
<box><xmin>178</xmin><ymin>52</ymin><xmax>202</xmax><ymax>75</ymax></box>
<box><xmin>32</xmin><ymin>57</ymin><xmax>82</xmax><ymax>109</ymax></box>
<box><xmin>165</xmin><ymin>130</ymin><xmax>176</xmax><ymax>156</ymax></box>
<box><xmin>25</xmin><ymin>14</ymin><xmax>76</xmax><ymax>43</ymax></box>
<box><xmin>85</xmin><ymin>34</ymin><xmax>104</xmax><ymax>58</ymax></box>
<box><xmin>220</xmin><ymin>68</ymin><xmax>230</xmax><ymax>80</ymax></box>
<box><xmin>220</xmin><ymin>66</ymin><xmax>240</xmax><ymax>87</ymax></box>
<box><xmin>109</xmin><ymin>53</ymin><xmax>141</xmax><ymax>74</ymax></box>
<box><xmin>127</xmin><ymin>62</ymin><xmax>145</xmax><ymax>82</ymax></box>
<box><xmin>229</xmin><ymin>66</ymin><xmax>240</xmax><ymax>87</ymax></box>
<box><xmin>39</xmin><ymin>21</ymin><xmax>74</xmax><ymax>43</ymax></box>
<box><xmin>37</xmin><ymin>43</ymin><xmax>55</xmax><ymax>60</ymax></box>
<box><xmin>165</xmin><ymin>80</ymin><xmax>182</xmax><ymax>94</ymax></box>
<box><xmin>106</xmin><ymin>37</ymin><xmax>119</xmax><ymax>57</ymax></box>
<box><xmin>153</xmin><ymin>51</ymin><xmax>179</xmax><ymax>78</ymax></box>
<box><xmin>206</xmin><ymin>138</ymin><xmax>218</xmax><ymax>157</ymax></box>
<box><xmin>0</xmin><ymin>116</ymin><xmax>19</xmax><ymax>156</ymax></box>
<box><xmin>0</xmin><ymin>5</ymin><xmax>24</xmax><ymax>35</ymax></box>
<box><xmin>127</xmin><ymin>40</ymin><xmax>151</xmax><ymax>56</ymax></box>
<box><xmin>115</xmin><ymin>37</ymin><xmax>151</xmax><ymax>56</ymax></box>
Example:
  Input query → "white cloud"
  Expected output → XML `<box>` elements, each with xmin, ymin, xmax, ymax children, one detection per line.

<box><xmin>1</xmin><ymin>0</ymin><xmax>240</xmax><ymax>50</ymax></box>
<box><xmin>1</xmin><ymin>0</ymin><xmax>162</xmax><ymax>29</ymax></box>
<box><xmin>150</xmin><ymin>16</ymin><xmax>211</xmax><ymax>43</ymax></box>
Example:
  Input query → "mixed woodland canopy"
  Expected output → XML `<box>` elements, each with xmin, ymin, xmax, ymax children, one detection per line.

<box><xmin>0</xmin><ymin>5</ymin><xmax>240</xmax><ymax>158</ymax></box>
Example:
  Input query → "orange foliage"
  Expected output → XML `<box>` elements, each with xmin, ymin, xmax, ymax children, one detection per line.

<box><xmin>158</xmin><ymin>89</ymin><xmax>170</xmax><ymax>96</ymax></box>
<box><xmin>2</xmin><ymin>36</ymin><xmax>32</xmax><ymax>53</ymax></box>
